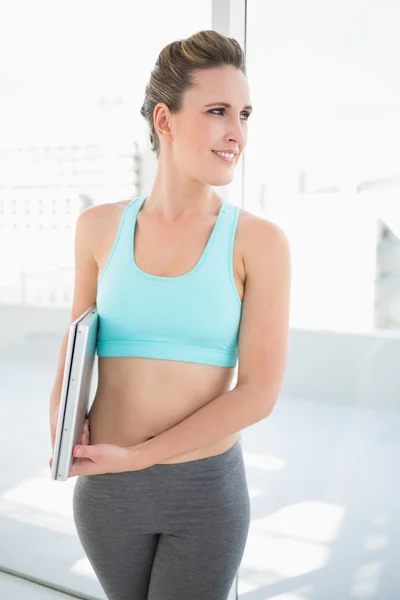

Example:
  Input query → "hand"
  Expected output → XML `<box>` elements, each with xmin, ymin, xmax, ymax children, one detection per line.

<box><xmin>67</xmin><ymin>436</ymin><xmax>157</xmax><ymax>476</ymax></box>
<box><xmin>49</xmin><ymin>417</ymin><xmax>90</xmax><ymax>473</ymax></box>
<box><xmin>67</xmin><ymin>442</ymin><xmax>135</xmax><ymax>477</ymax></box>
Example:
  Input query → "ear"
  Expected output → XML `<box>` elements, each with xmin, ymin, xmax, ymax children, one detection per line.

<box><xmin>154</xmin><ymin>103</ymin><xmax>173</xmax><ymax>144</ymax></box>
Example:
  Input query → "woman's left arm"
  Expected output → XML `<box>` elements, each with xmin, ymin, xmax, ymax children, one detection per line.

<box><xmin>127</xmin><ymin>218</ymin><xmax>292</xmax><ymax>470</ymax></box>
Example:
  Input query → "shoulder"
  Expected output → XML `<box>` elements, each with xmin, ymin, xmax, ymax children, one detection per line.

<box><xmin>77</xmin><ymin>200</ymin><xmax>131</xmax><ymax>259</ymax></box>
<box><xmin>236</xmin><ymin>206</ymin><xmax>291</xmax><ymax>276</ymax></box>
<box><xmin>77</xmin><ymin>199</ymin><xmax>130</xmax><ymax>235</ymax></box>
<box><xmin>78</xmin><ymin>199</ymin><xmax>128</xmax><ymax>225</ymax></box>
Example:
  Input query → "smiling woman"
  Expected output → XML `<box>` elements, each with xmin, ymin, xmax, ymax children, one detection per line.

<box><xmin>57</xmin><ymin>28</ymin><xmax>292</xmax><ymax>600</ymax></box>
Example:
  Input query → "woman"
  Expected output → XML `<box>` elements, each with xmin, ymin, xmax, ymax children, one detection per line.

<box><xmin>49</xmin><ymin>30</ymin><xmax>291</xmax><ymax>600</ymax></box>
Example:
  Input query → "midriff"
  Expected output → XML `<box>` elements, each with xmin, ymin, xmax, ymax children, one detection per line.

<box><xmin>88</xmin><ymin>357</ymin><xmax>239</xmax><ymax>463</ymax></box>
<box><xmin>88</xmin><ymin>196</ymin><xmax>248</xmax><ymax>464</ymax></box>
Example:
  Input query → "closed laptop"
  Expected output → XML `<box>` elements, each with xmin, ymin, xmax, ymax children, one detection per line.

<box><xmin>51</xmin><ymin>305</ymin><xmax>98</xmax><ymax>481</ymax></box>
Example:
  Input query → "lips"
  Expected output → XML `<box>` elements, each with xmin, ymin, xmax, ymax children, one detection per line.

<box><xmin>212</xmin><ymin>150</ymin><xmax>235</xmax><ymax>163</ymax></box>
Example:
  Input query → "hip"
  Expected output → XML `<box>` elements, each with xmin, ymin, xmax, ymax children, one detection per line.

<box><xmin>73</xmin><ymin>437</ymin><xmax>250</xmax><ymax>533</ymax></box>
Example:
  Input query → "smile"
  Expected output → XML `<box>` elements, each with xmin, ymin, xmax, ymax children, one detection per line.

<box><xmin>212</xmin><ymin>150</ymin><xmax>235</xmax><ymax>164</ymax></box>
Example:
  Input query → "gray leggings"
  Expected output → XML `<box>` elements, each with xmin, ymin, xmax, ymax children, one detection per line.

<box><xmin>72</xmin><ymin>439</ymin><xmax>250</xmax><ymax>600</ymax></box>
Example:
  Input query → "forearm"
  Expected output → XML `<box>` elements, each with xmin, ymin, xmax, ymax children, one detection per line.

<box><xmin>127</xmin><ymin>382</ymin><xmax>271</xmax><ymax>470</ymax></box>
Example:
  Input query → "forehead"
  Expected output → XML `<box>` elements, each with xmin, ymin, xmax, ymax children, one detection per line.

<box><xmin>185</xmin><ymin>66</ymin><xmax>251</xmax><ymax>107</ymax></box>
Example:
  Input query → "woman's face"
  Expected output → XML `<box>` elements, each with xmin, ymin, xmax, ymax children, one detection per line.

<box><xmin>167</xmin><ymin>65</ymin><xmax>252</xmax><ymax>186</ymax></box>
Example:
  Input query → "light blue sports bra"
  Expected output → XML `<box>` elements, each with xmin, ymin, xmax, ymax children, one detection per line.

<box><xmin>96</xmin><ymin>195</ymin><xmax>243</xmax><ymax>368</ymax></box>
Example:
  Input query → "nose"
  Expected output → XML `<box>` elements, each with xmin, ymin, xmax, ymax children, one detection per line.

<box><xmin>226</xmin><ymin>116</ymin><xmax>246</xmax><ymax>146</ymax></box>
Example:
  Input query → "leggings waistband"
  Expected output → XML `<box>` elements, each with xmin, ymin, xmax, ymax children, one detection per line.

<box><xmin>148</xmin><ymin>437</ymin><xmax>242</xmax><ymax>474</ymax></box>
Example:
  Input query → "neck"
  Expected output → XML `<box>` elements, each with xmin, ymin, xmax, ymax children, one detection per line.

<box><xmin>143</xmin><ymin>166</ymin><xmax>220</xmax><ymax>224</ymax></box>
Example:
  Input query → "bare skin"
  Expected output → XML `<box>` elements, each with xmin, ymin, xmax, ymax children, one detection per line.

<box><xmin>87</xmin><ymin>195</ymin><xmax>253</xmax><ymax>464</ymax></box>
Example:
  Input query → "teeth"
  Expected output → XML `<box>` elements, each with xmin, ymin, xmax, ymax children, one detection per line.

<box><xmin>214</xmin><ymin>151</ymin><xmax>235</xmax><ymax>159</ymax></box>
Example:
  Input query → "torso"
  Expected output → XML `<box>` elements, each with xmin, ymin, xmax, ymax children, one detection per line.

<box><xmin>88</xmin><ymin>195</ymin><xmax>252</xmax><ymax>464</ymax></box>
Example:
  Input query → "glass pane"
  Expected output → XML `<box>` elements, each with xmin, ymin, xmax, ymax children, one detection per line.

<box><xmin>243</xmin><ymin>2</ymin><xmax>400</xmax><ymax>599</ymax></box>
<box><xmin>0</xmin><ymin>2</ymin><xmax>211</xmax><ymax>597</ymax></box>
<box><xmin>245</xmin><ymin>0</ymin><xmax>400</xmax><ymax>333</ymax></box>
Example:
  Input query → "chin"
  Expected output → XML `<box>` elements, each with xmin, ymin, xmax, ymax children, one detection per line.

<box><xmin>206</xmin><ymin>171</ymin><xmax>235</xmax><ymax>186</ymax></box>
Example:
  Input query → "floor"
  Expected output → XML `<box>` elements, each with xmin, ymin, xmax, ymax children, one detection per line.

<box><xmin>0</xmin><ymin>571</ymin><xmax>85</xmax><ymax>599</ymax></box>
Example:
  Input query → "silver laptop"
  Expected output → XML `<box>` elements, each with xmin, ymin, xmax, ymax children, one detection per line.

<box><xmin>51</xmin><ymin>305</ymin><xmax>99</xmax><ymax>481</ymax></box>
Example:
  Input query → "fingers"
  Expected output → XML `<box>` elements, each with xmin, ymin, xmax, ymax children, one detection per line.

<box><xmin>85</xmin><ymin>420</ymin><xmax>90</xmax><ymax>444</ymax></box>
<box><xmin>81</xmin><ymin>428</ymin><xmax>87</xmax><ymax>445</ymax></box>
<box><xmin>81</xmin><ymin>419</ymin><xmax>90</xmax><ymax>445</ymax></box>
<box><xmin>49</xmin><ymin>420</ymin><xmax>91</xmax><ymax>474</ymax></box>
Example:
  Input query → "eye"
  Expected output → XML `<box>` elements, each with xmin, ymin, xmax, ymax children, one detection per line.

<box><xmin>208</xmin><ymin>108</ymin><xmax>251</xmax><ymax>121</ymax></box>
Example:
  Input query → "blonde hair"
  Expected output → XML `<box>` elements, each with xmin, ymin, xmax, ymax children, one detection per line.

<box><xmin>140</xmin><ymin>30</ymin><xmax>246</xmax><ymax>159</ymax></box>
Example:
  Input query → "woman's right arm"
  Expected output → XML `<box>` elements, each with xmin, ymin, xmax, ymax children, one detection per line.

<box><xmin>49</xmin><ymin>206</ymin><xmax>100</xmax><ymax>448</ymax></box>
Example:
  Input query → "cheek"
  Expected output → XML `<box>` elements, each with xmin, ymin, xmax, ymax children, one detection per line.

<box><xmin>177</xmin><ymin>119</ymin><xmax>217</xmax><ymax>161</ymax></box>
<box><xmin>190</xmin><ymin>117</ymin><xmax>215</xmax><ymax>143</ymax></box>
<box><xmin>183</xmin><ymin>137</ymin><xmax>211</xmax><ymax>161</ymax></box>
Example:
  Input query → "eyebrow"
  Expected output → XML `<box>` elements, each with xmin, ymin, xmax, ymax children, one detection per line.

<box><xmin>204</xmin><ymin>102</ymin><xmax>253</xmax><ymax>112</ymax></box>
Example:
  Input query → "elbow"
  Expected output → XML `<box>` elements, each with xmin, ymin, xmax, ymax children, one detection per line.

<box><xmin>264</xmin><ymin>399</ymin><xmax>277</xmax><ymax>417</ymax></box>
<box><xmin>240</xmin><ymin>382</ymin><xmax>278</xmax><ymax>419</ymax></box>
<box><xmin>257</xmin><ymin>386</ymin><xmax>282</xmax><ymax>418</ymax></box>
<box><xmin>257</xmin><ymin>397</ymin><xmax>276</xmax><ymax>419</ymax></box>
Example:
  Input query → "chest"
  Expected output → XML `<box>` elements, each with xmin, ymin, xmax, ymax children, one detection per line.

<box><xmin>135</xmin><ymin>218</ymin><xmax>205</xmax><ymax>277</ymax></box>
<box><xmin>97</xmin><ymin>206</ymin><xmax>246</xmax><ymax>301</ymax></box>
